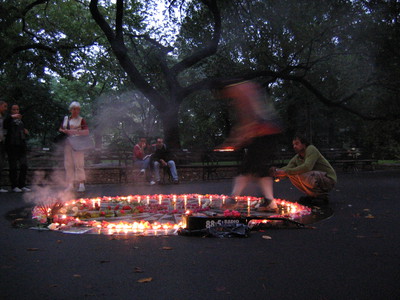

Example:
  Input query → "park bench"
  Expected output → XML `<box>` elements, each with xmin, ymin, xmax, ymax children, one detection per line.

<box><xmin>3</xmin><ymin>145</ymin><xmax>378</xmax><ymax>187</ymax></box>
<box><xmin>320</xmin><ymin>148</ymin><xmax>377</xmax><ymax>172</ymax></box>
<box><xmin>164</xmin><ymin>149</ymin><xmax>242</xmax><ymax>181</ymax></box>
<box><xmin>21</xmin><ymin>148</ymin><xmax>133</xmax><ymax>185</ymax></box>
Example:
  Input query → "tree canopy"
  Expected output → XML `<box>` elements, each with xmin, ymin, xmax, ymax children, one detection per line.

<box><xmin>1</xmin><ymin>0</ymin><xmax>399</xmax><ymax>157</ymax></box>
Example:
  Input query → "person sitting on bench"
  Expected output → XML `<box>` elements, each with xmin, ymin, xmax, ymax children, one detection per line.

<box><xmin>151</xmin><ymin>138</ymin><xmax>179</xmax><ymax>184</ymax></box>
<box><xmin>133</xmin><ymin>137</ymin><xmax>155</xmax><ymax>185</ymax></box>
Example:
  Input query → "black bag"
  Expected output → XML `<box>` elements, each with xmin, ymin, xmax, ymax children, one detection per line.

<box><xmin>54</xmin><ymin>116</ymin><xmax>69</xmax><ymax>145</ymax></box>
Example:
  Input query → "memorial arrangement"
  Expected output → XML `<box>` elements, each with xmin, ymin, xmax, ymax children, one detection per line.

<box><xmin>31</xmin><ymin>194</ymin><xmax>312</xmax><ymax>235</ymax></box>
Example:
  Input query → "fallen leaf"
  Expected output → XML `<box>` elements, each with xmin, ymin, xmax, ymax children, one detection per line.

<box><xmin>100</xmin><ymin>260</ymin><xmax>110</xmax><ymax>264</ymax></box>
<box><xmin>137</xmin><ymin>277</ymin><xmax>153</xmax><ymax>283</ymax></box>
<box><xmin>134</xmin><ymin>267</ymin><xmax>144</xmax><ymax>273</ymax></box>
<box><xmin>365</xmin><ymin>214</ymin><xmax>375</xmax><ymax>219</ymax></box>
<box><xmin>73</xmin><ymin>274</ymin><xmax>81</xmax><ymax>278</ymax></box>
<box><xmin>161</xmin><ymin>246</ymin><xmax>173</xmax><ymax>250</ymax></box>
<box><xmin>56</xmin><ymin>240</ymin><xmax>62</xmax><ymax>244</ymax></box>
<box><xmin>27</xmin><ymin>248</ymin><xmax>39</xmax><ymax>251</ymax></box>
<box><xmin>262</xmin><ymin>235</ymin><xmax>272</xmax><ymax>240</ymax></box>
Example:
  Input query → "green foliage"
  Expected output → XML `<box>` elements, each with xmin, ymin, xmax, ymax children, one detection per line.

<box><xmin>179</xmin><ymin>91</ymin><xmax>231</xmax><ymax>150</ymax></box>
<box><xmin>1</xmin><ymin>0</ymin><xmax>399</xmax><ymax>158</ymax></box>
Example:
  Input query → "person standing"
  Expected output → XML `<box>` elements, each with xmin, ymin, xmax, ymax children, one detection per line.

<box><xmin>271</xmin><ymin>134</ymin><xmax>337</xmax><ymax>202</ymax></box>
<box><xmin>59</xmin><ymin>102</ymin><xmax>89</xmax><ymax>192</ymax></box>
<box><xmin>3</xmin><ymin>104</ymin><xmax>30</xmax><ymax>192</ymax></box>
<box><xmin>0</xmin><ymin>101</ymin><xmax>8</xmax><ymax>192</ymax></box>
<box><xmin>151</xmin><ymin>138</ymin><xmax>179</xmax><ymax>184</ymax></box>
<box><xmin>218</xmin><ymin>81</ymin><xmax>283</xmax><ymax>212</ymax></box>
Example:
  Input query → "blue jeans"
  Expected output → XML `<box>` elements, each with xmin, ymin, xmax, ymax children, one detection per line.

<box><xmin>134</xmin><ymin>157</ymin><xmax>153</xmax><ymax>181</ymax></box>
<box><xmin>134</xmin><ymin>156</ymin><xmax>151</xmax><ymax>170</ymax></box>
<box><xmin>153</xmin><ymin>160</ymin><xmax>178</xmax><ymax>181</ymax></box>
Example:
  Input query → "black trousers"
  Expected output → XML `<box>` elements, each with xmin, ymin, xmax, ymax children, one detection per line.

<box><xmin>239</xmin><ymin>134</ymin><xmax>280</xmax><ymax>177</ymax></box>
<box><xmin>0</xmin><ymin>142</ymin><xmax>5</xmax><ymax>186</ymax></box>
<box><xmin>6</xmin><ymin>145</ymin><xmax>28</xmax><ymax>189</ymax></box>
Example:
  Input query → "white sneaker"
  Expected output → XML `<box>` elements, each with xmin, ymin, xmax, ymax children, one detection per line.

<box><xmin>149</xmin><ymin>181</ymin><xmax>156</xmax><ymax>185</ymax></box>
<box><xmin>140</xmin><ymin>169</ymin><xmax>145</xmax><ymax>175</ymax></box>
<box><xmin>21</xmin><ymin>187</ymin><xmax>31</xmax><ymax>192</ymax></box>
<box><xmin>13</xmin><ymin>187</ymin><xmax>22</xmax><ymax>193</ymax></box>
<box><xmin>77</xmin><ymin>183</ymin><xmax>85</xmax><ymax>192</ymax></box>
<box><xmin>0</xmin><ymin>188</ymin><xmax>8</xmax><ymax>193</ymax></box>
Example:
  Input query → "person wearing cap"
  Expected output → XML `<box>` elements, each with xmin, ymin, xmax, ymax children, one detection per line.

<box><xmin>59</xmin><ymin>101</ymin><xmax>89</xmax><ymax>192</ymax></box>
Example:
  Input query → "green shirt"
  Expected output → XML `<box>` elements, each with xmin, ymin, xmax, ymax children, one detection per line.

<box><xmin>281</xmin><ymin>145</ymin><xmax>337</xmax><ymax>183</ymax></box>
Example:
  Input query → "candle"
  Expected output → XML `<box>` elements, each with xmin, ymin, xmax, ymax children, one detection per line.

<box><xmin>173</xmin><ymin>195</ymin><xmax>177</xmax><ymax>210</ymax></box>
<box><xmin>138</xmin><ymin>196</ymin><xmax>141</xmax><ymax>204</ymax></box>
<box><xmin>184</xmin><ymin>195</ymin><xmax>187</xmax><ymax>210</ymax></box>
<box><xmin>222</xmin><ymin>196</ymin><xmax>226</xmax><ymax>205</ymax></box>
<box><xmin>159</xmin><ymin>195</ymin><xmax>162</xmax><ymax>205</ymax></box>
<box><xmin>198</xmin><ymin>195</ymin><xmax>202</xmax><ymax>207</ymax></box>
<box><xmin>147</xmin><ymin>196</ymin><xmax>150</xmax><ymax>205</ymax></box>
<box><xmin>247</xmin><ymin>197</ymin><xmax>251</xmax><ymax>216</ymax></box>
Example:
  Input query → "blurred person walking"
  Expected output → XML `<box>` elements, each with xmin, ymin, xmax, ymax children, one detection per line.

<box><xmin>218</xmin><ymin>81</ymin><xmax>283</xmax><ymax>212</ymax></box>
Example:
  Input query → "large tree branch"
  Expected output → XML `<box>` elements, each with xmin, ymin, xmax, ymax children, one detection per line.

<box><xmin>89</xmin><ymin>0</ymin><xmax>166</xmax><ymax>111</ymax></box>
<box><xmin>7</xmin><ymin>42</ymin><xmax>91</xmax><ymax>60</ymax></box>
<box><xmin>184</xmin><ymin>70</ymin><xmax>397</xmax><ymax>121</ymax></box>
<box><xmin>22</xmin><ymin>0</ymin><xmax>48</xmax><ymax>16</ymax></box>
<box><xmin>89</xmin><ymin>0</ymin><xmax>116</xmax><ymax>42</ymax></box>
<box><xmin>171</xmin><ymin>0</ymin><xmax>221</xmax><ymax>75</ymax></box>
<box><xmin>128</xmin><ymin>34</ymin><xmax>173</xmax><ymax>77</ymax></box>
<box><xmin>115</xmin><ymin>0</ymin><xmax>124</xmax><ymax>41</ymax></box>
<box><xmin>11</xmin><ymin>43</ymin><xmax>57</xmax><ymax>54</ymax></box>
<box><xmin>278</xmin><ymin>73</ymin><xmax>398</xmax><ymax>121</ymax></box>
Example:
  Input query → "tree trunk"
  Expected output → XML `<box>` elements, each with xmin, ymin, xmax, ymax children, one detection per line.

<box><xmin>159</xmin><ymin>107</ymin><xmax>181</xmax><ymax>150</ymax></box>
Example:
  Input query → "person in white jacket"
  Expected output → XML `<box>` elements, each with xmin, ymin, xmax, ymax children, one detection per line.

<box><xmin>59</xmin><ymin>101</ymin><xmax>89</xmax><ymax>192</ymax></box>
